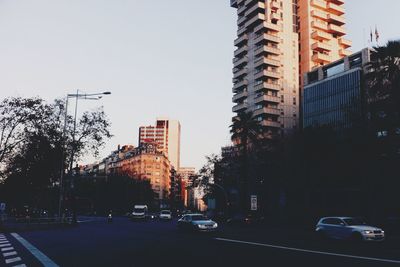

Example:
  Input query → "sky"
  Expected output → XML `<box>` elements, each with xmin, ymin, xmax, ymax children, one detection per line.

<box><xmin>0</xmin><ymin>0</ymin><xmax>399</xmax><ymax>170</ymax></box>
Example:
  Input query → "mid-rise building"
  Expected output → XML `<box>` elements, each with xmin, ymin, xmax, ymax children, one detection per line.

<box><xmin>139</xmin><ymin>118</ymin><xmax>181</xmax><ymax>169</ymax></box>
<box><xmin>230</xmin><ymin>0</ymin><xmax>351</xmax><ymax>136</ymax></box>
<box><xmin>302</xmin><ymin>48</ymin><xmax>370</xmax><ymax>131</ymax></box>
<box><xmin>177</xmin><ymin>167</ymin><xmax>196</xmax><ymax>207</ymax></box>
<box><xmin>115</xmin><ymin>143</ymin><xmax>171</xmax><ymax>201</ymax></box>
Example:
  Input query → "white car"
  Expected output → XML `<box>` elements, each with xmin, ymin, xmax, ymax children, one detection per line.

<box><xmin>177</xmin><ymin>214</ymin><xmax>218</xmax><ymax>232</ymax></box>
<box><xmin>316</xmin><ymin>217</ymin><xmax>385</xmax><ymax>241</ymax></box>
<box><xmin>159</xmin><ymin>210</ymin><xmax>172</xmax><ymax>220</ymax></box>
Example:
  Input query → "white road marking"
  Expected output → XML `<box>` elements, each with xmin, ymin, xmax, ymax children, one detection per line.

<box><xmin>3</xmin><ymin>251</ymin><xmax>17</xmax><ymax>257</ymax></box>
<box><xmin>5</xmin><ymin>257</ymin><xmax>21</xmax><ymax>264</ymax></box>
<box><xmin>13</xmin><ymin>264</ymin><xmax>27</xmax><ymax>267</ymax></box>
<box><xmin>1</xmin><ymin>247</ymin><xmax>14</xmax><ymax>252</ymax></box>
<box><xmin>0</xmin><ymin>241</ymin><xmax>9</xmax><ymax>244</ymax></box>
<box><xmin>215</xmin><ymin>237</ymin><xmax>400</xmax><ymax>264</ymax></box>
<box><xmin>0</xmin><ymin>243</ymin><xmax>11</xmax><ymax>247</ymax></box>
<box><xmin>11</xmin><ymin>233</ymin><xmax>59</xmax><ymax>267</ymax></box>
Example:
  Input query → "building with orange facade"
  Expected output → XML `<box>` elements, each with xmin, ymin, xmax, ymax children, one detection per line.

<box><xmin>230</xmin><ymin>0</ymin><xmax>351</xmax><ymax>136</ymax></box>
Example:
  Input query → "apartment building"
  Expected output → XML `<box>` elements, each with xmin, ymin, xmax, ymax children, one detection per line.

<box><xmin>139</xmin><ymin>118</ymin><xmax>181</xmax><ymax>169</ymax></box>
<box><xmin>230</xmin><ymin>0</ymin><xmax>351</xmax><ymax>136</ymax></box>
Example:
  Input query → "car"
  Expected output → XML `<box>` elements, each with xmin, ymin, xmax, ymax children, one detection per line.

<box><xmin>315</xmin><ymin>217</ymin><xmax>385</xmax><ymax>242</ymax></box>
<box><xmin>130</xmin><ymin>205</ymin><xmax>148</xmax><ymax>220</ymax></box>
<box><xmin>159</xmin><ymin>210</ymin><xmax>172</xmax><ymax>220</ymax></box>
<box><xmin>227</xmin><ymin>213</ymin><xmax>265</xmax><ymax>226</ymax></box>
<box><xmin>177</xmin><ymin>214</ymin><xmax>218</xmax><ymax>232</ymax></box>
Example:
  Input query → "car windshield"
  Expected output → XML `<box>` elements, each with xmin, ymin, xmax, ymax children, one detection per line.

<box><xmin>134</xmin><ymin>208</ymin><xmax>145</xmax><ymax>213</ymax></box>
<box><xmin>161</xmin><ymin>211</ymin><xmax>170</xmax><ymax>214</ymax></box>
<box><xmin>191</xmin><ymin>215</ymin><xmax>207</xmax><ymax>221</ymax></box>
<box><xmin>343</xmin><ymin>218</ymin><xmax>366</xmax><ymax>226</ymax></box>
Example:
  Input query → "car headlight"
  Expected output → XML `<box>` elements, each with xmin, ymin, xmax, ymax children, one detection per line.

<box><xmin>363</xmin><ymin>230</ymin><xmax>373</xmax><ymax>234</ymax></box>
<box><xmin>213</xmin><ymin>223</ymin><xmax>218</xmax><ymax>228</ymax></box>
<box><xmin>198</xmin><ymin>224</ymin><xmax>207</xmax><ymax>229</ymax></box>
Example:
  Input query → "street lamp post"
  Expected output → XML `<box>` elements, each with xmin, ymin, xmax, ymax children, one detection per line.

<box><xmin>58</xmin><ymin>90</ymin><xmax>111</xmax><ymax>220</ymax></box>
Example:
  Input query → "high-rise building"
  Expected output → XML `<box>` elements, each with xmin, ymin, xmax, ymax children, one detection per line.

<box><xmin>298</xmin><ymin>0</ymin><xmax>352</xmax><ymax>77</ymax></box>
<box><xmin>230</xmin><ymin>0</ymin><xmax>351</xmax><ymax>136</ymax></box>
<box><xmin>139</xmin><ymin>118</ymin><xmax>181</xmax><ymax>169</ymax></box>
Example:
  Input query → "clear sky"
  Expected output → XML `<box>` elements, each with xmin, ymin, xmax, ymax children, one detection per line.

<box><xmin>0</xmin><ymin>0</ymin><xmax>399</xmax><ymax>170</ymax></box>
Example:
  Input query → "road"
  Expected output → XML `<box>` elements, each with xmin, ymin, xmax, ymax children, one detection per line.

<box><xmin>1</xmin><ymin>216</ymin><xmax>400</xmax><ymax>266</ymax></box>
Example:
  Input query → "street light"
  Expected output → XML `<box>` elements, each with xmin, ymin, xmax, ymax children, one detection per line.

<box><xmin>58</xmin><ymin>90</ymin><xmax>111</xmax><ymax>220</ymax></box>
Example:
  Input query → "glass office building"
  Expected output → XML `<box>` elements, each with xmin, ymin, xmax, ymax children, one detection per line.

<box><xmin>302</xmin><ymin>49</ymin><xmax>370</xmax><ymax>131</ymax></box>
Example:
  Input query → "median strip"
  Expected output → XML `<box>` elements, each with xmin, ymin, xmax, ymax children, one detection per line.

<box><xmin>215</xmin><ymin>237</ymin><xmax>400</xmax><ymax>264</ymax></box>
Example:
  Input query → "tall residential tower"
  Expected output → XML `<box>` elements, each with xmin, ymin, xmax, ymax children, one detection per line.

<box><xmin>230</xmin><ymin>0</ymin><xmax>351</xmax><ymax>135</ymax></box>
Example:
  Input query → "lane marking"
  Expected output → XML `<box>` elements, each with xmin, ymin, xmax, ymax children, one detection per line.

<box><xmin>5</xmin><ymin>257</ymin><xmax>21</xmax><ymax>264</ymax></box>
<box><xmin>3</xmin><ymin>251</ymin><xmax>17</xmax><ymax>257</ymax></box>
<box><xmin>1</xmin><ymin>247</ymin><xmax>14</xmax><ymax>252</ymax></box>
<box><xmin>0</xmin><ymin>243</ymin><xmax>11</xmax><ymax>247</ymax></box>
<box><xmin>11</xmin><ymin>233</ymin><xmax>59</xmax><ymax>267</ymax></box>
<box><xmin>0</xmin><ymin>241</ymin><xmax>9</xmax><ymax>244</ymax></box>
<box><xmin>215</xmin><ymin>237</ymin><xmax>400</xmax><ymax>264</ymax></box>
<box><xmin>13</xmin><ymin>264</ymin><xmax>27</xmax><ymax>267</ymax></box>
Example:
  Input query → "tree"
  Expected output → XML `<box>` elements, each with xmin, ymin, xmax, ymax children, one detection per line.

<box><xmin>0</xmin><ymin>97</ymin><xmax>46</xmax><ymax>178</ymax></box>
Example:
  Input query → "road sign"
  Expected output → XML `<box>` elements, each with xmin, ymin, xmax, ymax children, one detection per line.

<box><xmin>250</xmin><ymin>195</ymin><xmax>257</xmax><ymax>211</ymax></box>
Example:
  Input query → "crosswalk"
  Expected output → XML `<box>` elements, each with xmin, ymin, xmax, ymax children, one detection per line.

<box><xmin>0</xmin><ymin>233</ymin><xmax>26</xmax><ymax>267</ymax></box>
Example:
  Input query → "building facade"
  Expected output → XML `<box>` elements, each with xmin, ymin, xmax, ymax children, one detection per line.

<box><xmin>139</xmin><ymin>118</ymin><xmax>181</xmax><ymax>170</ymax></box>
<box><xmin>302</xmin><ymin>48</ymin><xmax>370</xmax><ymax>130</ymax></box>
<box><xmin>115</xmin><ymin>143</ymin><xmax>171</xmax><ymax>201</ymax></box>
<box><xmin>230</xmin><ymin>0</ymin><xmax>351</xmax><ymax>136</ymax></box>
<box><xmin>177</xmin><ymin>167</ymin><xmax>196</xmax><ymax>208</ymax></box>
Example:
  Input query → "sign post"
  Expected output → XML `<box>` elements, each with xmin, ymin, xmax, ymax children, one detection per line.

<box><xmin>250</xmin><ymin>195</ymin><xmax>257</xmax><ymax>211</ymax></box>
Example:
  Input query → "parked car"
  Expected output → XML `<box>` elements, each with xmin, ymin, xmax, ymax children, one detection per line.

<box><xmin>159</xmin><ymin>210</ymin><xmax>172</xmax><ymax>220</ymax></box>
<box><xmin>226</xmin><ymin>213</ymin><xmax>265</xmax><ymax>226</ymax></box>
<box><xmin>177</xmin><ymin>214</ymin><xmax>218</xmax><ymax>232</ymax></box>
<box><xmin>315</xmin><ymin>217</ymin><xmax>385</xmax><ymax>242</ymax></box>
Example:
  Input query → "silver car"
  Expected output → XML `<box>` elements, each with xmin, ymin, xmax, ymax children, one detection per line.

<box><xmin>315</xmin><ymin>217</ymin><xmax>385</xmax><ymax>241</ymax></box>
<box><xmin>177</xmin><ymin>214</ymin><xmax>218</xmax><ymax>232</ymax></box>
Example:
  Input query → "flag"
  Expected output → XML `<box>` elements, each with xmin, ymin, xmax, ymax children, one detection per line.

<box><xmin>375</xmin><ymin>25</ymin><xmax>380</xmax><ymax>43</ymax></box>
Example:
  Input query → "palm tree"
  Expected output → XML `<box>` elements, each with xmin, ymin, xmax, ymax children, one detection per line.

<box><xmin>229</xmin><ymin>111</ymin><xmax>263</xmax><ymax>212</ymax></box>
<box><xmin>367</xmin><ymin>40</ymin><xmax>400</xmax><ymax>156</ymax></box>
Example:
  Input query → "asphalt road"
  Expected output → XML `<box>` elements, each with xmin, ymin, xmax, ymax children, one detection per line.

<box><xmin>1</xmin><ymin>216</ymin><xmax>400</xmax><ymax>267</ymax></box>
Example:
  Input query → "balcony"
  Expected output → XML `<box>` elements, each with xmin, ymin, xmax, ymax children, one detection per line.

<box><xmin>245</xmin><ymin>13</ymin><xmax>265</xmax><ymax>29</ymax></box>
<box><xmin>237</xmin><ymin>15</ymin><xmax>247</xmax><ymax>26</ymax></box>
<box><xmin>232</xmin><ymin>90</ymin><xmax>248</xmax><ymax>102</ymax></box>
<box><xmin>327</xmin><ymin>2</ymin><xmax>345</xmax><ymax>15</ymax></box>
<box><xmin>254</xmin><ymin>56</ymin><xmax>280</xmax><ymax>68</ymax></box>
<box><xmin>339</xmin><ymin>49</ymin><xmax>352</xmax><ymax>57</ymax></box>
<box><xmin>254</xmin><ymin>69</ymin><xmax>280</xmax><ymax>80</ymax></box>
<box><xmin>270</xmin><ymin>12</ymin><xmax>281</xmax><ymax>22</ymax></box>
<box><xmin>253</xmin><ymin>107</ymin><xmax>280</xmax><ymax>116</ymax></box>
<box><xmin>327</xmin><ymin>24</ymin><xmax>346</xmax><ymax>36</ymax></box>
<box><xmin>310</xmin><ymin>0</ymin><xmax>327</xmax><ymax>10</ymax></box>
<box><xmin>254</xmin><ymin>94</ymin><xmax>281</xmax><ymax>104</ymax></box>
<box><xmin>328</xmin><ymin>0</ymin><xmax>344</xmax><ymax>5</ymax></box>
<box><xmin>262</xmin><ymin>120</ymin><xmax>281</xmax><ymax>128</ymax></box>
<box><xmin>237</xmin><ymin>25</ymin><xmax>247</xmax><ymax>36</ymax></box>
<box><xmin>237</xmin><ymin>4</ymin><xmax>247</xmax><ymax>15</ymax></box>
<box><xmin>312</xmin><ymin>52</ymin><xmax>331</xmax><ymax>63</ymax></box>
<box><xmin>327</xmin><ymin>13</ymin><xmax>345</xmax><ymax>25</ymax></box>
<box><xmin>311</xmin><ymin>42</ymin><xmax>331</xmax><ymax>52</ymax></box>
<box><xmin>311</xmin><ymin>21</ymin><xmax>328</xmax><ymax>32</ymax></box>
<box><xmin>234</xmin><ymin>45</ymin><xmax>248</xmax><ymax>57</ymax></box>
<box><xmin>233</xmin><ymin>68</ymin><xmax>248</xmax><ymax>79</ymax></box>
<box><xmin>254</xmin><ymin>82</ymin><xmax>280</xmax><ymax>91</ymax></box>
<box><xmin>245</xmin><ymin>1</ymin><xmax>265</xmax><ymax>17</ymax></box>
<box><xmin>254</xmin><ymin>45</ymin><xmax>280</xmax><ymax>56</ymax></box>
<box><xmin>230</xmin><ymin>0</ymin><xmax>238</xmax><ymax>8</ymax></box>
<box><xmin>339</xmin><ymin>38</ymin><xmax>352</xmax><ymax>48</ymax></box>
<box><xmin>254</xmin><ymin>33</ymin><xmax>280</xmax><ymax>45</ymax></box>
<box><xmin>254</xmin><ymin>21</ymin><xmax>280</xmax><ymax>33</ymax></box>
<box><xmin>233</xmin><ymin>56</ymin><xmax>248</xmax><ymax>68</ymax></box>
<box><xmin>270</xmin><ymin>1</ymin><xmax>280</xmax><ymax>10</ymax></box>
<box><xmin>311</xmin><ymin>30</ymin><xmax>331</xmax><ymax>41</ymax></box>
<box><xmin>234</xmin><ymin>34</ymin><xmax>248</xmax><ymax>47</ymax></box>
<box><xmin>311</xmin><ymin>10</ymin><xmax>328</xmax><ymax>21</ymax></box>
<box><xmin>232</xmin><ymin>102</ymin><xmax>248</xmax><ymax>113</ymax></box>
<box><xmin>233</xmin><ymin>79</ymin><xmax>248</xmax><ymax>91</ymax></box>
